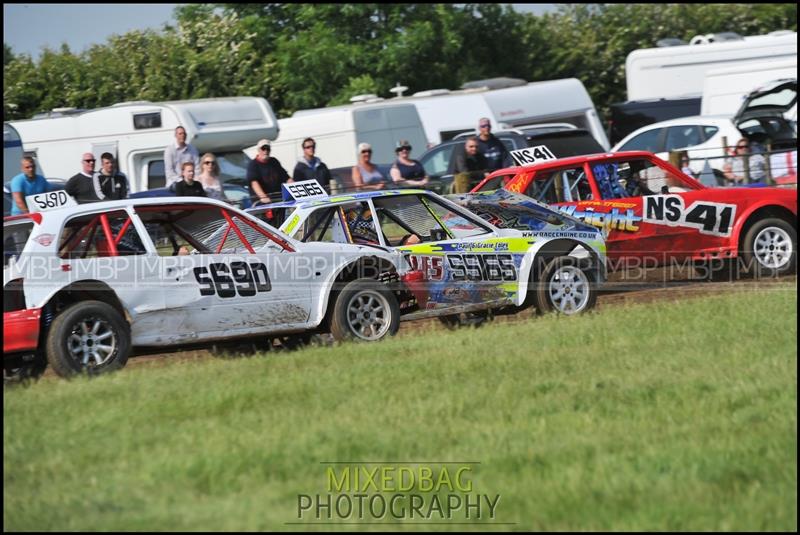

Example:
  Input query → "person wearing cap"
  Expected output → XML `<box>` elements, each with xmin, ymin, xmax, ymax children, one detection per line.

<box><xmin>247</xmin><ymin>138</ymin><xmax>291</xmax><ymax>205</ymax></box>
<box><xmin>292</xmin><ymin>137</ymin><xmax>333</xmax><ymax>192</ymax></box>
<box><xmin>389</xmin><ymin>140</ymin><xmax>429</xmax><ymax>187</ymax></box>
<box><xmin>164</xmin><ymin>125</ymin><xmax>200</xmax><ymax>187</ymax></box>
<box><xmin>351</xmin><ymin>142</ymin><xmax>388</xmax><ymax>191</ymax></box>
<box><xmin>476</xmin><ymin>118</ymin><xmax>511</xmax><ymax>172</ymax></box>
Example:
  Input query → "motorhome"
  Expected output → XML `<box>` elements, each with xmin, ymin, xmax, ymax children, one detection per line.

<box><xmin>262</xmin><ymin>77</ymin><xmax>609</xmax><ymax>188</ymax></box>
<box><xmin>3</xmin><ymin>123</ymin><xmax>24</xmax><ymax>183</ymax></box>
<box><xmin>625</xmin><ymin>31</ymin><xmax>797</xmax><ymax>101</ymax></box>
<box><xmin>701</xmin><ymin>58</ymin><xmax>798</xmax><ymax>116</ymax></box>
<box><xmin>7</xmin><ymin>97</ymin><xmax>279</xmax><ymax>193</ymax></box>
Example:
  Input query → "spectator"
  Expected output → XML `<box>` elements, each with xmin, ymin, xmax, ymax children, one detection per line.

<box><xmin>65</xmin><ymin>152</ymin><xmax>103</xmax><ymax>203</ymax></box>
<box><xmin>723</xmin><ymin>138</ymin><xmax>766</xmax><ymax>185</ymax></box>
<box><xmin>247</xmin><ymin>139</ymin><xmax>290</xmax><ymax>205</ymax></box>
<box><xmin>389</xmin><ymin>140</ymin><xmax>429</xmax><ymax>187</ymax></box>
<box><xmin>351</xmin><ymin>142</ymin><xmax>387</xmax><ymax>191</ymax></box>
<box><xmin>174</xmin><ymin>162</ymin><xmax>206</xmax><ymax>197</ymax></box>
<box><xmin>292</xmin><ymin>137</ymin><xmax>333</xmax><ymax>192</ymax></box>
<box><xmin>452</xmin><ymin>136</ymin><xmax>488</xmax><ymax>192</ymax></box>
<box><xmin>96</xmin><ymin>153</ymin><xmax>129</xmax><ymax>200</ymax></box>
<box><xmin>10</xmin><ymin>157</ymin><xmax>53</xmax><ymax>215</ymax></box>
<box><xmin>164</xmin><ymin>125</ymin><xmax>200</xmax><ymax>188</ymax></box>
<box><xmin>197</xmin><ymin>153</ymin><xmax>228</xmax><ymax>201</ymax></box>
<box><xmin>476</xmin><ymin>118</ymin><xmax>511</xmax><ymax>171</ymax></box>
<box><xmin>679</xmin><ymin>152</ymin><xmax>696</xmax><ymax>178</ymax></box>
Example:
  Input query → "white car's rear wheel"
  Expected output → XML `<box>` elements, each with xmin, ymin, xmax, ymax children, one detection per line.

<box><xmin>534</xmin><ymin>257</ymin><xmax>597</xmax><ymax>315</ymax></box>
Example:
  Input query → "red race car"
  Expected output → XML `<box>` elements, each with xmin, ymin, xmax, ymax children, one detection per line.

<box><xmin>470</xmin><ymin>150</ymin><xmax>797</xmax><ymax>279</ymax></box>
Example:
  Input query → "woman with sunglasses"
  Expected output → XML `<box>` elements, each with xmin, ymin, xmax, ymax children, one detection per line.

<box><xmin>389</xmin><ymin>140</ymin><xmax>429</xmax><ymax>188</ymax></box>
<box><xmin>351</xmin><ymin>142</ymin><xmax>388</xmax><ymax>191</ymax></box>
<box><xmin>723</xmin><ymin>138</ymin><xmax>766</xmax><ymax>185</ymax></box>
<box><xmin>197</xmin><ymin>152</ymin><xmax>228</xmax><ymax>201</ymax></box>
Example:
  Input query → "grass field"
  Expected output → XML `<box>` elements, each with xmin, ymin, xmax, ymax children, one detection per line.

<box><xmin>4</xmin><ymin>287</ymin><xmax>797</xmax><ymax>531</ymax></box>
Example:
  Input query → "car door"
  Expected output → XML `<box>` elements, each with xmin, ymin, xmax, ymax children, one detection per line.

<box><xmin>134</xmin><ymin>203</ymin><xmax>311</xmax><ymax>344</ymax></box>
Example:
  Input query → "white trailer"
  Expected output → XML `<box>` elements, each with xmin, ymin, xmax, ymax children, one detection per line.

<box><xmin>7</xmin><ymin>97</ymin><xmax>279</xmax><ymax>193</ymax></box>
<box><xmin>626</xmin><ymin>31</ymin><xmax>797</xmax><ymax>101</ymax></box>
<box><xmin>3</xmin><ymin>123</ymin><xmax>24</xmax><ymax>183</ymax></box>
<box><xmin>701</xmin><ymin>58</ymin><xmax>798</xmax><ymax>116</ymax></box>
<box><xmin>259</xmin><ymin>77</ymin><xmax>609</xmax><ymax>181</ymax></box>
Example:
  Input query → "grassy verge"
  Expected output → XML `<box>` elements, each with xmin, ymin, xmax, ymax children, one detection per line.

<box><xmin>4</xmin><ymin>288</ymin><xmax>797</xmax><ymax>531</ymax></box>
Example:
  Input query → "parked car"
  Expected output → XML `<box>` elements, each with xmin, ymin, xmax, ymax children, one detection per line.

<box><xmin>612</xmin><ymin>79</ymin><xmax>797</xmax><ymax>181</ymax></box>
<box><xmin>419</xmin><ymin>128</ymin><xmax>606</xmax><ymax>194</ymax></box>
<box><xmin>471</xmin><ymin>150</ymin><xmax>797</xmax><ymax>279</ymax></box>
<box><xmin>3</xmin><ymin>196</ymin><xmax>417</xmax><ymax>381</ymax></box>
<box><xmin>248</xmin><ymin>186</ymin><xmax>606</xmax><ymax>327</ymax></box>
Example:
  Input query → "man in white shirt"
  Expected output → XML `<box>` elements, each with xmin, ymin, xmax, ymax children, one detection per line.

<box><xmin>164</xmin><ymin>125</ymin><xmax>200</xmax><ymax>187</ymax></box>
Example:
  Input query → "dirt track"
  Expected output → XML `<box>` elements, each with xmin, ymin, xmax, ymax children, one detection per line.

<box><xmin>113</xmin><ymin>270</ymin><xmax>796</xmax><ymax>373</ymax></box>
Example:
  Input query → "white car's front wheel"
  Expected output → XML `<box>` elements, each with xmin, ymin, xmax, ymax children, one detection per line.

<box><xmin>330</xmin><ymin>278</ymin><xmax>400</xmax><ymax>342</ymax></box>
<box><xmin>45</xmin><ymin>300</ymin><xmax>131</xmax><ymax>378</ymax></box>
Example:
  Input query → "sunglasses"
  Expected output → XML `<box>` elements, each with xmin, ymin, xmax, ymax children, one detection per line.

<box><xmin>303</xmin><ymin>144</ymin><xmax>316</xmax><ymax>149</ymax></box>
<box><xmin>397</xmin><ymin>146</ymin><xmax>411</xmax><ymax>152</ymax></box>
<box><xmin>361</xmin><ymin>149</ymin><xmax>372</xmax><ymax>154</ymax></box>
<box><xmin>203</xmin><ymin>161</ymin><xmax>215</xmax><ymax>165</ymax></box>
<box><xmin>479</xmin><ymin>123</ymin><xmax>491</xmax><ymax>128</ymax></box>
<box><xmin>260</xmin><ymin>145</ymin><xmax>270</xmax><ymax>151</ymax></box>
<box><xmin>83</xmin><ymin>159</ymin><xmax>96</xmax><ymax>163</ymax></box>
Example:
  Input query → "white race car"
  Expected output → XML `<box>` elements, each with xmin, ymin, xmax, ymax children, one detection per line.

<box><xmin>3</xmin><ymin>195</ymin><xmax>417</xmax><ymax>380</ymax></box>
<box><xmin>249</xmin><ymin>183</ymin><xmax>607</xmax><ymax>329</ymax></box>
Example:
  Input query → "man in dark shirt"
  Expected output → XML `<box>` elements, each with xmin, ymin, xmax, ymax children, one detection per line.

<box><xmin>476</xmin><ymin>118</ymin><xmax>511</xmax><ymax>171</ymax></box>
<box><xmin>292</xmin><ymin>137</ymin><xmax>333</xmax><ymax>192</ymax></box>
<box><xmin>452</xmin><ymin>137</ymin><xmax>489</xmax><ymax>192</ymax></box>
<box><xmin>97</xmin><ymin>153</ymin><xmax>129</xmax><ymax>200</ymax></box>
<box><xmin>174</xmin><ymin>162</ymin><xmax>207</xmax><ymax>197</ymax></box>
<box><xmin>65</xmin><ymin>152</ymin><xmax>102</xmax><ymax>203</ymax></box>
<box><xmin>247</xmin><ymin>139</ymin><xmax>290</xmax><ymax>205</ymax></box>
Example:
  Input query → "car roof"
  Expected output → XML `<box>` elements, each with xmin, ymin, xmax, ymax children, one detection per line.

<box><xmin>483</xmin><ymin>150</ymin><xmax>668</xmax><ymax>177</ymax></box>
<box><xmin>249</xmin><ymin>188</ymin><xmax>431</xmax><ymax>211</ymax></box>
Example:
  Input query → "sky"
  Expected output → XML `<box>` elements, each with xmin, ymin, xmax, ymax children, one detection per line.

<box><xmin>3</xmin><ymin>3</ymin><xmax>559</xmax><ymax>59</ymax></box>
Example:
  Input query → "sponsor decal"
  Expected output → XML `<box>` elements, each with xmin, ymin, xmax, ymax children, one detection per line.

<box><xmin>522</xmin><ymin>230</ymin><xmax>599</xmax><ymax>239</ymax></box>
<box><xmin>33</xmin><ymin>234</ymin><xmax>55</xmax><ymax>246</ymax></box>
<box><xmin>558</xmin><ymin>205</ymin><xmax>641</xmax><ymax>233</ymax></box>
<box><xmin>643</xmin><ymin>195</ymin><xmax>736</xmax><ymax>237</ymax></box>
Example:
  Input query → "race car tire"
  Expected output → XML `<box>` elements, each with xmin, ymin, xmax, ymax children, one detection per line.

<box><xmin>330</xmin><ymin>278</ymin><xmax>400</xmax><ymax>342</ymax></box>
<box><xmin>741</xmin><ymin>218</ymin><xmax>797</xmax><ymax>278</ymax></box>
<box><xmin>45</xmin><ymin>300</ymin><xmax>131</xmax><ymax>378</ymax></box>
<box><xmin>533</xmin><ymin>256</ymin><xmax>597</xmax><ymax>315</ymax></box>
<box><xmin>438</xmin><ymin>311</ymin><xmax>491</xmax><ymax>330</ymax></box>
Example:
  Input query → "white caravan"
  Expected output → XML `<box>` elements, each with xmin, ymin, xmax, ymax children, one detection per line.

<box><xmin>701</xmin><ymin>58</ymin><xmax>799</xmax><ymax>116</ymax></box>
<box><xmin>626</xmin><ymin>31</ymin><xmax>797</xmax><ymax>101</ymax></box>
<box><xmin>7</xmin><ymin>97</ymin><xmax>279</xmax><ymax>193</ymax></box>
<box><xmin>260</xmin><ymin>77</ymin><xmax>609</xmax><ymax>186</ymax></box>
<box><xmin>3</xmin><ymin>123</ymin><xmax>24</xmax><ymax>183</ymax></box>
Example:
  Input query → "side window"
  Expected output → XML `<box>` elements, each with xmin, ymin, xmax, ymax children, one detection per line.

<box><xmin>137</xmin><ymin>205</ymin><xmax>280</xmax><ymax>256</ymax></box>
<box><xmin>291</xmin><ymin>207</ymin><xmax>339</xmax><ymax>243</ymax></box>
<box><xmin>619</xmin><ymin>128</ymin><xmax>662</xmax><ymax>152</ymax></box>
<box><xmin>424</xmin><ymin>197</ymin><xmax>489</xmax><ymax>239</ymax></box>
<box><xmin>339</xmin><ymin>202</ymin><xmax>380</xmax><ymax>245</ymax></box>
<box><xmin>59</xmin><ymin>210</ymin><xmax>145</xmax><ymax>259</ymax></box>
<box><xmin>421</xmin><ymin>145</ymin><xmax>454</xmax><ymax>177</ymax></box>
<box><xmin>148</xmin><ymin>160</ymin><xmax>166</xmax><ymax>190</ymax></box>
<box><xmin>665</xmin><ymin>126</ymin><xmax>702</xmax><ymax>151</ymax></box>
<box><xmin>591</xmin><ymin>158</ymin><xmax>688</xmax><ymax>199</ymax></box>
<box><xmin>524</xmin><ymin>166</ymin><xmax>589</xmax><ymax>204</ymax></box>
<box><xmin>702</xmin><ymin>126</ymin><xmax>719</xmax><ymax>140</ymax></box>
<box><xmin>3</xmin><ymin>221</ymin><xmax>34</xmax><ymax>267</ymax></box>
